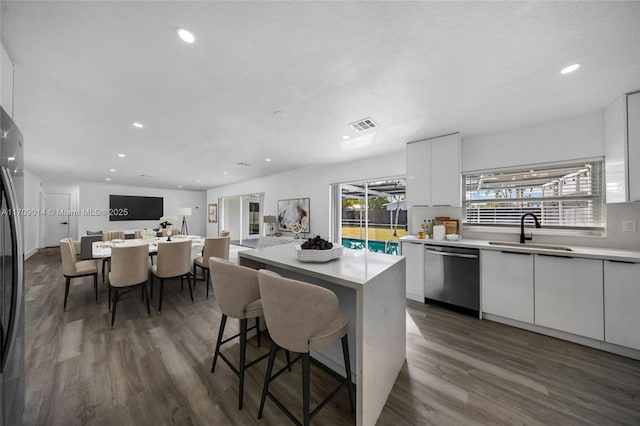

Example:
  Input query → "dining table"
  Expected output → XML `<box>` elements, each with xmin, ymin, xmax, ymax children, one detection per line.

<box><xmin>91</xmin><ymin>235</ymin><xmax>205</xmax><ymax>260</ymax></box>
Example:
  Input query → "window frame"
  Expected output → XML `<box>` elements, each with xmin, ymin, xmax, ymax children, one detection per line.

<box><xmin>462</xmin><ymin>157</ymin><xmax>606</xmax><ymax>235</ymax></box>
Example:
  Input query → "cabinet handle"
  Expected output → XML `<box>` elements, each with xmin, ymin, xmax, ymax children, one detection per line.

<box><xmin>537</xmin><ymin>253</ymin><xmax>573</xmax><ymax>259</ymax></box>
<box><xmin>500</xmin><ymin>251</ymin><xmax>531</xmax><ymax>256</ymax></box>
<box><xmin>432</xmin><ymin>204</ymin><xmax>452</xmax><ymax>207</ymax></box>
<box><xmin>606</xmin><ymin>259</ymin><xmax>638</xmax><ymax>264</ymax></box>
<box><xmin>425</xmin><ymin>249</ymin><xmax>478</xmax><ymax>259</ymax></box>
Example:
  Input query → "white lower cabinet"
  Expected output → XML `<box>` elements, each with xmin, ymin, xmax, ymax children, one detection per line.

<box><xmin>534</xmin><ymin>255</ymin><xmax>604</xmax><ymax>340</ymax></box>
<box><xmin>604</xmin><ymin>261</ymin><xmax>640</xmax><ymax>350</ymax></box>
<box><xmin>481</xmin><ymin>250</ymin><xmax>534</xmax><ymax>323</ymax></box>
<box><xmin>401</xmin><ymin>241</ymin><xmax>424</xmax><ymax>302</ymax></box>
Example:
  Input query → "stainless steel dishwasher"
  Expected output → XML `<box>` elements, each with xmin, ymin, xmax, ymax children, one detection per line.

<box><xmin>423</xmin><ymin>244</ymin><xmax>479</xmax><ymax>313</ymax></box>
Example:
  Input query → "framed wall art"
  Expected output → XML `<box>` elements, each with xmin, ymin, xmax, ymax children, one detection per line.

<box><xmin>277</xmin><ymin>198</ymin><xmax>310</xmax><ymax>232</ymax></box>
<box><xmin>208</xmin><ymin>203</ymin><xmax>218</xmax><ymax>223</ymax></box>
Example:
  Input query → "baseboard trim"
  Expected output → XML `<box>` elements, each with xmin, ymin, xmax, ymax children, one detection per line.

<box><xmin>483</xmin><ymin>313</ymin><xmax>640</xmax><ymax>361</ymax></box>
<box><xmin>25</xmin><ymin>247</ymin><xmax>39</xmax><ymax>260</ymax></box>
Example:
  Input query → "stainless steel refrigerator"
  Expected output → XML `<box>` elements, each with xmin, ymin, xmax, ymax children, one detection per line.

<box><xmin>0</xmin><ymin>106</ymin><xmax>24</xmax><ymax>426</ymax></box>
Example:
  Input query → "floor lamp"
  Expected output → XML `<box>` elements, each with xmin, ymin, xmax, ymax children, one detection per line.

<box><xmin>178</xmin><ymin>208</ymin><xmax>192</xmax><ymax>235</ymax></box>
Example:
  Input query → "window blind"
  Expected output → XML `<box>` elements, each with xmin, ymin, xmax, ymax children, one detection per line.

<box><xmin>463</xmin><ymin>159</ymin><xmax>605</xmax><ymax>230</ymax></box>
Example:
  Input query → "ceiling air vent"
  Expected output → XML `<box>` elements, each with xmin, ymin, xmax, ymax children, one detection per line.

<box><xmin>349</xmin><ymin>117</ymin><xmax>377</xmax><ymax>132</ymax></box>
<box><xmin>236</xmin><ymin>162</ymin><xmax>251</xmax><ymax>167</ymax></box>
<box><xmin>139</xmin><ymin>174</ymin><xmax>152</xmax><ymax>178</ymax></box>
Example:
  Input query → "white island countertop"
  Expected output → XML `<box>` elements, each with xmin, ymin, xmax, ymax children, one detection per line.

<box><xmin>239</xmin><ymin>244</ymin><xmax>406</xmax><ymax>426</ymax></box>
<box><xmin>239</xmin><ymin>243</ymin><xmax>405</xmax><ymax>290</ymax></box>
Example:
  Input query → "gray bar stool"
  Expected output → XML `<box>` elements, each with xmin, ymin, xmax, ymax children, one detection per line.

<box><xmin>257</xmin><ymin>269</ymin><xmax>355</xmax><ymax>426</ymax></box>
<box><xmin>209</xmin><ymin>257</ymin><xmax>269</xmax><ymax>410</ymax></box>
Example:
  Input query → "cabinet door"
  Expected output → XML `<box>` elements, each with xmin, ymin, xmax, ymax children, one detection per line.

<box><xmin>604</xmin><ymin>261</ymin><xmax>640</xmax><ymax>350</ymax></box>
<box><xmin>481</xmin><ymin>250</ymin><xmax>534</xmax><ymax>323</ymax></box>
<box><xmin>401</xmin><ymin>242</ymin><xmax>424</xmax><ymax>302</ymax></box>
<box><xmin>534</xmin><ymin>255</ymin><xmax>603</xmax><ymax>340</ymax></box>
<box><xmin>406</xmin><ymin>140</ymin><xmax>431</xmax><ymax>207</ymax></box>
<box><xmin>430</xmin><ymin>133</ymin><xmax>461</xmax><ymax>207</ymax></box>
<box><xmin>604</xmin><ymin>95</ymin><xmax>627</xmax><ymax>203</ymax></box>
<box><xmin>628</xmin><ymin>92</ymin><xmax>640</xmax><ymax>202</ymax></box>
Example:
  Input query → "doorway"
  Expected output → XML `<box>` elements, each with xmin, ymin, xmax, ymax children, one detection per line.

<box><xmin>332</xmin><ymin>178</ymin><xmax>406</xmax><ymax>254</ymax></box>
<box><xmin>44</xmin><ymin>192</ymin><xmax>70</xmax><ymax>247</ymax></box>
<box><xmin>220</xmin><ymin>193</ymin><xmax>263</xmax><ymax>248</ymax></box>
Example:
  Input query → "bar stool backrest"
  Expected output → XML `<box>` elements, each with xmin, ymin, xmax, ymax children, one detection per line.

<box><xmin>209</xmin><ymin>257</ymin><xmax>260</xmax><ymax>319</ymax></box>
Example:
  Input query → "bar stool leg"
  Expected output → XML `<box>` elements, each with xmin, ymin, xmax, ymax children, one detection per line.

<box><xmin>255</xmin><ymin>317</ymin><xmax>261</xmax><ymax>347</ymax></box>
<box><xmin>258</xmin><ymin>341</ymin><xmax>278</xmax><ymax>419</ymax></box>
<box><xmin>206</xmin><ymin>268</ymin><xmax>211</xmax><ymax>298</ymax></box>
<box><xmin>211</xmin><ymin>314</ymin><xmax>227</xmax><ymax>372</ymax></box>
<box><xmin>342</xmin><ymin>335</ymin><xmax>355</xmax><ymax>413</ymax></box>
<box><xmin>286</xmin><ymin>350</ymin><xmax>292</xmax><ymax>372</ymax></box>
<box><xmin>63</xmin><ymin>277</ymin><xmax>71</xmax><ymax>310</ymax></box>
<box><xmin>239</xmin><ymin>318</ymin><xmax>247</xmax><ymax>410</ymax></box>
<box><xmin>94</xmin><ymin>274</ymin><xmax>98</xmax><ymax>303</ymax></box>
<box><xmin>302</xmin><ymin>352</ymin><xmax>311</xmax><ymax>426</ymax></box>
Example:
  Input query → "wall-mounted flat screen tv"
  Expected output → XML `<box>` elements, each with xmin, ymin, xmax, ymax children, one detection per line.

<box><xmin>109</xmin><ymin>195</ymin><xmax>164</xmax><ymax>221</ymax></box>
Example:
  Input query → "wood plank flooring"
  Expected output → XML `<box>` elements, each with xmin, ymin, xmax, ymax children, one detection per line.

<box><xmin>25</xmin><ymin>248</ymin><xmax>640</xmax><ymax>425</ymax></box>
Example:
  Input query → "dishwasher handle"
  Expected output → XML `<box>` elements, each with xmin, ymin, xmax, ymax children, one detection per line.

<box><xmin>425</xmin><ymin>249</ymin><xmax>478</xmax><ymax>259</ymax></box>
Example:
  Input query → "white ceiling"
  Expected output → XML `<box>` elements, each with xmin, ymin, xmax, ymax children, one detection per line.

<box><xmin>1</xmin><ymin>1</ymin><xmax>639</xmax><ymax>190</ymax></box>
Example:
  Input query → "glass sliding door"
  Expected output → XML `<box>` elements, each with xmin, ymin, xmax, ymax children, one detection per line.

<box><xmin>336</xmin><ymin>178</ymin><xmax>406</xmax><ymax>255</ymax></box>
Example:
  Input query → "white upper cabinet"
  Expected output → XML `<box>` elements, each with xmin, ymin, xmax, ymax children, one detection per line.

<box><xmin>406</xmin><ymin>133</ymin><xmax>461</xmax><ymax>207</ymax></box>
<box><xmin>605</xmin><ymin>91</ymin><xmax>640</xmax><ymax>202</ymax></box>
<box><xmin>1</xmin><ymin>43</ymin><xmax>14</xmax><ymax>116</ymax></box>
<box><xmin>628</xmin><ymin>92</ymin><xmax>640</xmax><ymax>202</ymax></box>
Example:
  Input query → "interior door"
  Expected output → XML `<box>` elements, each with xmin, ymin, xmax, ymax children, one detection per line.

<box><xmin>44</xmin><ymin>193</ymin><xmax>70</xmax><ymax>247</ymax></box>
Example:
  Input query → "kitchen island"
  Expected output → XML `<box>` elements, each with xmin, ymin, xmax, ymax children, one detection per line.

<box><xmin>239</xmin><ymin>244</ymin><xmax>406</xmax><ymax>426</ymax></box>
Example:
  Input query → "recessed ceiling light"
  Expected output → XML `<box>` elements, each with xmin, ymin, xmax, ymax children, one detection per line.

<box><xmin>118</xmin><ymin>153</ymin><xmax>126</xmax><ymax>158</ymax></box>
<box><xmin>177</xmin><ymin>28</ymin><xmax>195</xmax><ymax>44</ymax></box>
<box><xmin>133</xmin><ymin>122</ymin><xmax>144</xmax><ymax>128</ymax></box>
<box><xmin>178</xmin><ymin>185</ymin><xmax>183</xmax><ymax>188</ymax></box>
<box><xmin>265</xmin><ymin>158</ymin><xmax>272</xmax><ymax>162</ymax></box>
<box><xmin>110</xmin><ymin>168</ymin><xmax>116</xmax><ymax>172</ymax></box>
<box><xmin>222</xmin><ymin>171</ymin><xmax>228</xmax><ymax>175</ymax></box>
<box><xmin>342</xmin><ymin>135</ymin><xmax>350</xmax><ymax>140</ymax></box>
<box><xmin>196</xmin><ymin>179</ymin><xmax>200</xmax><ymax>183</ymax></box>
<box><xmin>105</xmin><ymin>178</ymin><xmax>111</xmax><ymax>181</ymax></box>
<box><xmin>560</xmin><ymin>64</ymin><xmax>581</xmax><ymax>74</ymax></box>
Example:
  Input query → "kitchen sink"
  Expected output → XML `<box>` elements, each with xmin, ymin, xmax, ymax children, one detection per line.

<box><xmin>488</xmin><ymin>241</ymin><xmax>573</xmax><ymax>251</ymax></box>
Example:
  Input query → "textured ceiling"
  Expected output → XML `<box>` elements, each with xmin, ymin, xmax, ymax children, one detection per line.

<box><xmin>1</xmin><ymin>1</ymin><xmax>639</xmax><ymax>190</ymax></box>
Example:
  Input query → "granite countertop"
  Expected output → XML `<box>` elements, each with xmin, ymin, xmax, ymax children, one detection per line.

<box><xmin>399</xmin><ymin>236</ymin><xmax>640</xmax><ymax>263</ymax></box>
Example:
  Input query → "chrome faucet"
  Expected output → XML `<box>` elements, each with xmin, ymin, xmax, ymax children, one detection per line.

<box><xmin>520</xmin><ymin>213</ymin><xmax>541</xmax><ymax>244</ymax></box>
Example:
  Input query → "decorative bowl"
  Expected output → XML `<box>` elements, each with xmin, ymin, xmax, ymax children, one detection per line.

<box><xmin>445</xmin><ymin>234</ymin><xmax>461</xmax><ymax>241</ymax></box>
<box><xmin>295</xmin><ymin>244</ymin><xmax>343</xmax><ymax>263</ymax></box>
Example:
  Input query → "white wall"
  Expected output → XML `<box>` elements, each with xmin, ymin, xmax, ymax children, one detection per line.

<box><xmin>223</xmin><ymin>196</ymin><xmax>241</xmax><ymax>239</ymax></box>
<box><xmin>462</xmin><ymin>110</ymin><xmax>604</xmax><ymax>172</ymax></box>
<box><xmin>77</xmin><ymin>181</ymin><xmax>206</xmax><ymax>238</ymax></box>
<box><xmin>207</xmin><ymin>150</ymin><xmax>406</xmax><ymax>239</ymax></box>
<box><xmin>23</xmin><ymin>168</ymin><xmax>43</xmax><ymax>258</ymax></box>
<box><xmin>1</xmin><ymin>42</ymin><xmax>14</xmax><ymax>116</ymax></box>
<box><xmin>207</xmin><ymin>110</ymin><xmax>639</xmax><ymax>250</ymax></box>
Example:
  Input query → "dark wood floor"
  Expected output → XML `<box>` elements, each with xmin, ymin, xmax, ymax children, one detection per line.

<box><xmin>25</xmin><ymin>248</ymin><xmax>640</xmax><ymax>425</ymax></box>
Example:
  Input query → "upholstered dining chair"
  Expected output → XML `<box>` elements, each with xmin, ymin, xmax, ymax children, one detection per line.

<box><xmin>150</xmin><ymin>239</ymin><xmax>192</xmax><ymax>312</ymax></box>
<box><xmin>193</xmin><ymin>236</ymin><xmax>230</xmax><ymax>298</ymax></box>
<box><xmin>209</xmin><ymin>257</ymin><xmax>269</xmax><ymax>410</ymax></box>
<box><xmin>257</xmin><ymin>270</ymin><xmax>355</xmax><ymax>426</ymax></box>
<box><xmin>59</xmin><ymin>238</ymin><xmax>99</xmax><ymax>310</ymax></box>
<box><xmin>108</xmin><ymin>243</ymin><xmax>151</xmax><ymax>327</ymax></box>
<box><xmin>100</xmin><ymin>230</ymin><xmax>126</xmax><ymax>281</ymax></box>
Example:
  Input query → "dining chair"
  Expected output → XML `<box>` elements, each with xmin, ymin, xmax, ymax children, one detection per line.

<box><xmin>150</xmin><ymin>239</ymin><xmax>193</xmax><ymax>312</ymax></box>
<box><xmin>108</xmin><ymin>243</ymin><xmax>151</xmax><ymax>327</ymax></box>
<box><xmin>193</xmin><ymin>236</ymin><xmax>230</xmax><ymax>298</ymax></box>
<box><xmin>220</xmin><ymin>230</ymin><xmax>230</xmax><ymax>237</ymax></box>
<box><xmin>208</xmin><ymin>257</ymin><xmax>270</xmax><ymax>410</ymax></box>
<box><xmin>101</xmin><ymin>230</ymin><xmax>126</xmax><ymax>281</ymax></box>
<box><xmin>257</xmin><ymin>269</ymin><xmax>355</xmax><ymax>426</ymax></box>
<box><xmin>59</xmin><ymin>238</ymin><xmax>99</xmax><ymax>310</ymax></box>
